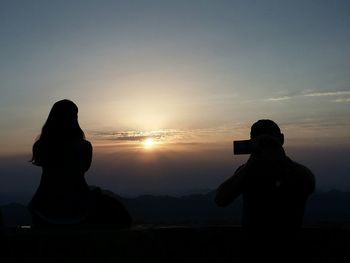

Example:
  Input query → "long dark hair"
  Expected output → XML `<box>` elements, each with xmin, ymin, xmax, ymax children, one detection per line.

<box><xmin>31</xmin><ymin>99</ymin><xmax>85</xmax><ymax>164</ymax></box>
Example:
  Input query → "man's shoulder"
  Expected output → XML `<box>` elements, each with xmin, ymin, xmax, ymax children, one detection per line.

<box><xmin>286</xmin><ymin>157</ymin><xmax>313</xmax><ymax>175</ymax></box>
<box><xmin>286</xmin><ymin>157</ymin><xmax>316</xmax><ymax>193</ymax></box>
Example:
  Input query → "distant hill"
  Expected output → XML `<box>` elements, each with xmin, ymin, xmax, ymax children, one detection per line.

<box><xmin>304</xmin><ymin>190</ymin><xmax>350</xmax><ymax>224</ymax></box>
<box><xmin>119</xmin><ymin>191</ymin><xmax>242</xmax><ymax>225</ymax></box>
<box><xmin>118</xmin><ymin>190</ymin><xmax>350</xmax><ymax>226</ymax></box>
<box><xmin>1</xmin><ymin>190</ymin><xmax>350</xmax><ymax>227</ymax></box>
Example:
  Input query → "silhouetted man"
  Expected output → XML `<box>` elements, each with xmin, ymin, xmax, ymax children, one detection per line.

<box><xmin>215</xmin><ymin>119</ymin><xmax>315</xmax><ymax>262</ymax></box>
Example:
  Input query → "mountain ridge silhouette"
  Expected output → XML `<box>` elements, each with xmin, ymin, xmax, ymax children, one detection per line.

<box><xmin>1</xmin><ymin>189</ymin><xmax>350</xmax><ymax>227</ymax></box>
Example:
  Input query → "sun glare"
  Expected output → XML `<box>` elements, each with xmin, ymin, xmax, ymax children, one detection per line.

<box><xmin>143</xmin><ymin>138</ymin><xmax>154</xmax><ymax>149</ymax></box>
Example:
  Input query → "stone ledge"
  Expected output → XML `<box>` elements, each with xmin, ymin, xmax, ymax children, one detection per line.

<box><xmin>1</xmin><ymin>225</ymin><xmax>349</xmax><ymax>262</ymax></box>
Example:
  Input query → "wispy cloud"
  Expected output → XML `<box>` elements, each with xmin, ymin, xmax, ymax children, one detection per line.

<box><xmin>333</xmin><ymin>98</ymin><xmax>350</xmax><ymax>103</ymax></box>
<box><xmin>87</xmin><ymin>125</ymin><xmax>245</xmax><ymax>146</ymax></box>
<box><xmin>303</xmin><ymin>91</ymin><xmax>350</xmax><ymax>97</ymax></box>
<box><xmin>262</xmin><ymin>90</ymin><xmax>350</xmax><ymax>102</ymax></box>
<box><xmin>266</xmin><ymin>96</ymin><xmax>292</xmax><ymax>101</ymax></box>
<box><xmin>89</xmin><ymin>130</ymin><xmax>178</xmax><ymax>143</ymax></box>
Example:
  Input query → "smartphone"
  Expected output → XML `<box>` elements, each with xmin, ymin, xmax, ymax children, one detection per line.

<box><xmin>233</xmin><ymin>140</ymin><xmax>252</xmax><ymax>155</ymax></box>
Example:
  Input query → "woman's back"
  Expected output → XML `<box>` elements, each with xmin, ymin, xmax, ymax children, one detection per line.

<box><xmin>30</xmin><ymin>138</ymin><xmax>93</xmax><ymax>221</ymax></box>
<box><xmin>29</xmin><ymin>99</ymin><xmax>132</xmax><ymax>228</ymax></box>
<box><xmin>29</xmin><ymin>100</ymin><xmax>93</xmax><ymax>222</ymax></box>
<box><xmin>34</xmin><ymin>138</ymin><xmax>92</xmax><ymax>183</ymax></box>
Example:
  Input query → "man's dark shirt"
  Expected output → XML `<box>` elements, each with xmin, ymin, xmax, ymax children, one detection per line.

<box><xmin>215</xmin><ymin>153</ymin><xmax>315</xmax><ymax>232</ymax></box>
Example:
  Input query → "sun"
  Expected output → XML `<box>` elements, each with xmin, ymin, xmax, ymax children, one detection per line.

<box><xmin>143</xmin><ymin>138</ymin><xmax>155</xmax><ymax>149</ymax></box>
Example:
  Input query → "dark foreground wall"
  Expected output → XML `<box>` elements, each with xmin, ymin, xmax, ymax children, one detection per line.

<box><xmin>1</xmin><ymin>225</ymin><xmax>349</xmax><ymax>263</ymax></box>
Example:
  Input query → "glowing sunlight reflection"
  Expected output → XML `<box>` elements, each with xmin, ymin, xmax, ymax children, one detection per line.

<box><xmin>143</xmin><ymin>138</ymin><xmax>155</xmax><ymax>149</ymax></box>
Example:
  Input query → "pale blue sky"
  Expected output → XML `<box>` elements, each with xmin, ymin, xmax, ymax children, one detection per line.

<box><xmin>0</xmin><ymin>1</ymin><xmax>350</xmax><ymax>197</ymax></box>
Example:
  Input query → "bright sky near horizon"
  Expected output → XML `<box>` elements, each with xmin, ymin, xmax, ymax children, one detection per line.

<box><xmin>0</xmin><ymin>1</ymin><xmax>350</xmax><ymax>199</ymax></box>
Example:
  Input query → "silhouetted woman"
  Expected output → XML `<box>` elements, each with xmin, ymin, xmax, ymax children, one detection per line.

<box><xmin>29</xmin><ymin>99</ymin><xmax>131</xmax><ymax>228</ymax></box>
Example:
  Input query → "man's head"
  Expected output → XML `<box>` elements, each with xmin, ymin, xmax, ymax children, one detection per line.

<box><xmin>250</xmin><ymin>119</ymin><xmax>284</xmax><ymax>145</ymax></box>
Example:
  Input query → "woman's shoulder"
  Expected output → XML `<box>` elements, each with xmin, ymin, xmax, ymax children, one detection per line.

<box><xmin>76</xmin><ymin>139</ymin><xmax>92</xmax><ymax>149</ymax></box>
